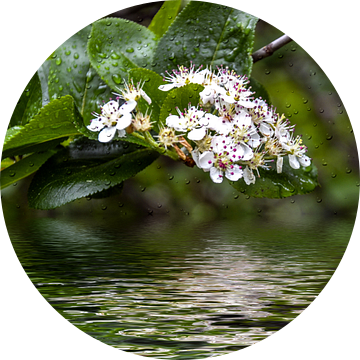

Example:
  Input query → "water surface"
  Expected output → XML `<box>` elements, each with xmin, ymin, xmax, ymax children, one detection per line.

<box><xmin>6</xmin><ymin>213</ymin><xmax>352</xmax><ymax>359</ymax></box>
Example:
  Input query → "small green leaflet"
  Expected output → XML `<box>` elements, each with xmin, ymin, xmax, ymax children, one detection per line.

<box><xmin>148</xmin><ymin>0</ymin><xmax>182</xmax><ymax>38</ymax></box>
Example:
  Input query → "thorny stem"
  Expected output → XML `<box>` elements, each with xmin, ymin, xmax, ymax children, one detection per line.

<box><xmin>252</xmin><ymin>35</ymin><xmax>293</xmax><ymax>63</ymax></box>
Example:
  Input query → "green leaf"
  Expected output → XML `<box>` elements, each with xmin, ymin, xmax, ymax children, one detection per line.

<box><xmin>159</xmin><ymin>83</ymin><xmax>204</xmax><ymax>126</ymax></box>
<box><xmin>128</xmin><ymin>68</ymin><xmax>167</xmax><ymax>130</ymax></box>
<box><xmin>0</xmin><ymin>149</ymin><xmax>59</xmax><ymax>189</ymax></box>
<box><xmin>28</xmin><ymin>138</ymin><xmax>159</xmax><ymax>209</ymax></box>
<box><xmin>2</xmin><ymin>96</ymin><xmax>82</xmax><ymax>158</ymax></box>
<box><xmin>231</xmin><ymin>161</ymin><xmax>319</xmax><ymax>198</ymax></box>
<box><xmin>45</xmin><ymin>50</ymin><xmax>55</xmax><ymax>61</ymax></box>
<box><xmin>9</xmin><ymin>72</ymin><xmax>43</xmax><ymax>127</ymax></box>
<box><xmin>152</xmin><ymin>1</ymin><xmax>258</xmax><ymax>76</ymax></box>
<box><xmin>88</xmin><ymin>18</ymin><xmax>158</xmax><ymax>91</ymax></box>
<box><xmin>148</xmin><ymin>0</ymin><xmax>182</xmax><ymax>38</ymax></box>
<box><xmin>47</xmin><ymin>25</ymin><xmax>114</xmax><ymax>126</ymax></box>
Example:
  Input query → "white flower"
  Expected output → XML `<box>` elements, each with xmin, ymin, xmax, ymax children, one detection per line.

<box><xmin>165</xmin><ymin>106</ymin><xmax>208</xmax><ymax>141</ymax></box>
<box><xmin>199</xmin><ymin>83</ymin><xmax>222</xmax><ymax>106</ymax></box>
<box><xmin>87</xmin><ymin>100</ymin><xmax>136</xmax><ymax>143</ymax></box>
<box><xmin>155</xmin><ymin>126</ymin><xmax>179</xmax><ymax>149</ymax></box>
<box><xmin>199</xmin><ymin>68</ymin><xmax>222</xmax><ymax>106</ymax></box>
<box><xmin>158</xmin><ymin>63</ymin><xmax>206</xmax><ymax>91</ymax></box>
<box><xmin>230</xmin><ymin>111</ymin><xmax>261</xmax><ymax>150</ymax></box>
<box><xmin>264</xmin><ymin>137</ymin><xmax>286</xmax><ymax>173</ymax></box>
<box><xmin>196</xmin><ymin>135</ymin><xmax>243</xmax><ymax>183</ymax></box>
<box><xmin>204</xmin><ymin>111</ymin><xmax>231</xmax><ymax>135</ymax></box>
<box><xmin>243</xmin><ymin>150</ymin><xmax>272</xmax><ymax>183</ymax></box>
<box><xmin>216</xmin><ymin>68</ymin><xmax>254</xmax><ymax>109</ymax></box>
<box><xmin>131</xmin><ymin>110</ymin><xmax>154</xmax><ymax>132</ymax></box>
<box><xmin>282</xmin><ymin>134</ymin><xmax>311</xmax><ymax>169</ymax></box>
<box><xmin>114</xmin><ymin>80</ymin><xmax>151</xmax><ymax>105</ymax></box>
<box><xmin>274</xmin><ymin>114</ymin><xmax>294</xmax><ymax>144</ymax></box>
<box><xmin>246</xmin><ymin>99</ymin><xmax>277</xmax><ymax>137</ymax></box>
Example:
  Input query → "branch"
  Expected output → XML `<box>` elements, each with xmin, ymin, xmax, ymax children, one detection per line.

<box><xmin>252</xmin><ymin>35</ymin><xmax>293</xmax><ymax>63</ymax></box>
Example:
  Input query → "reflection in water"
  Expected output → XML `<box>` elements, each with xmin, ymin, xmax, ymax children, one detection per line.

<box><xmin>7</xmin><ymin>214</ymin><xmax>351</xmax><ymax>359</ymax></box>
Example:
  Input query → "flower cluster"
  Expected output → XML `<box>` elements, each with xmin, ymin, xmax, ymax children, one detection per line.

<box><xmin>87</xmin><ymin>63</ymin><xmax>311</xmax><ymax>186</ymax></box>
<box><xmin>87</xmin><ymin>80</ymin><xmax>152</xmax><ymax>143</ymax></box>
<box><xmin>158</xmin><ymin>64</ymin><xmax>311</xmax><ymax>184</ymax></box>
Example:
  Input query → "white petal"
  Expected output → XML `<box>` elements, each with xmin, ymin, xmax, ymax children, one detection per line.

<box><xmin>119</xmin><ymin>100</ymin><xmax>136</xmax><ymax>114</ymax></box>
<box><xmin>102</xmin><ymin>100</ymin><xmax>119</xmax><ymax>114</ymax></box>
<box><xmin>277</xmin><ymin>156</ymin><xmax>284</xmax><ymax>173</ymax></box>
<box><xmin>158</xmin><ymin>84</ymin><xmax>177</xmax><ymax>91</ymax></box>
<box><xmin>211</xmin><ymin>135</ymin><xmax>230</xmax><ymax>153</ymax></box>
<box><xmin>98</xmin><ymin>126</ymin><xmax>117</xmax><ymax>143</ymax></box>
<box><xmin>188</xmin><ymin>127</ymin><xmax>206</xmax><ymax>141</ymax></box>
<box><xmin>116</xmin><ymin>113</ymin><xmax>132</xmax><ymax>130</ymax></box>
<box><xmin>205</xmin><ymin>114</ymin><xmax>221</xmax><ymax>131</ymax></box>
<box><xmin>225</xmin><ymin>165</ymin><xmax>243</xmax><ymax>181</ymax></box>
<box><xmin>243</xmin><ymin>166</ymin><xmax>256</xmax><ymax>185</ymax></box>
<box><xmin>259</xmin><ymin>123</ymin><xmax>273</xmax><ymax>137</ymax></box>
<box><xmin>140</xmin><ymin>90</ymin><xmax>152</xmax><ymax>105</ymax></box>
<box><xmin>166</xmin><ymin>115</ymin><xmax>181</xmax><ymax>129</ymax></box>
<box><xmin>238</xmin><ymin>99</ymin><xmax>256</xmax><ymax>108</ymax></box>
<box><xmin>216</xmin><ymin>87</ymin><xmax>235</xmax><ymax>104</ymax></box>
<box><xmin>298</xmin><ymin>155</ymin><xmax>311</xmax><ymax>167</ymax></box>
<box><xmin>200</xmin><ymin>87</ymin><xmax>215</xmax><ymax>105</ymax></box>
<box><xmin>235</xmin><ymin>112</ymin><xmax>252</xmax><ymax>127</ymax></box>
<box><xmin>210</xmin><ymin>167</ymin><xmax>223</xmax><ymax>183</ymax></box>
<box><xmin>199</xmin><ymin>151</ymin><xmax>215</xmax><ymax>170</ymax></box>
<box><xmin>288</xmin><ymin>154</ymin><xmax>300</xmax><ymax>169</ymax></box>
<box><xmin>248</xmin><ymin>132</ymin><xmax>261</xmax><ymax>148</ymax></box>
<box><xmin>240</xmin><ymin>143</ymin><xmax>253</xmax><ymax>161</ymax></box>
<box><xmin>87</xmin><ymin>118</ymin><xmax>105</xmax><ymax>132</ymax></box>
<box><xmin>117</xmin><ymin>129</ymin><xmax>126</xmax><ymax>138</ymax></box>
<box><xmin>192</xmin><ymin>149</ymin><xmax>201</xmax><ymax>168</ymax></box>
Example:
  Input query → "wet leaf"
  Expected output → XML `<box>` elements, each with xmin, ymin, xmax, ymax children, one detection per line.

<box><xmin>152</xmin><ymin>2</ymin><xmax>258</xmax><ymax>76</ymax></box>
<box><xmin>148</xmin><ymin>0</ymin><xmax>182</xmax><ymax>38</ymax></box>
<box><xmin>88</xmin><ymin>18</ymin><xmax>158</xmax><ymax>91</ymax></box>
<box><xmin>48</xmin><ymin>25</ymin><xmax>113</xmax><ymax>125</ymax></box>
<box><xmin>10</xmin><ymin>72</ymin><xmax>43</xmax><ymax>127</ymax></box>
<box><xmin>2</xmin><ymin>96</ymin><xmax>82</xmax><ymax>158</ymax></box>
<box><xmin>0</xmin><ymin>149</ymin><xmax>59</xmax><ymax>189</ymax></box>
<box><xmin>232</xmin><ymin>161</ymin><xmax>319</xmax><ymax>198</ymax></box>
<box><xmin>28</xmin><ymin>138</ymin><xmax>159</xmax><ymax>209</ymax></box>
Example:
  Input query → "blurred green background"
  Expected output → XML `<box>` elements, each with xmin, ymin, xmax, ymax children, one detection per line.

<box><xmin>2</xmin><ymin>1</ymin><xmax>359</xmax><ymax>225</ymax></box>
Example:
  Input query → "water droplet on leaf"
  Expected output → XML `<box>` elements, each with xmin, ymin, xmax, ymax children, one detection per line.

<box><xmin>112</xmin><ymin>74</ymin><xmax>122</xmax><ymax>84</ymax></box>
